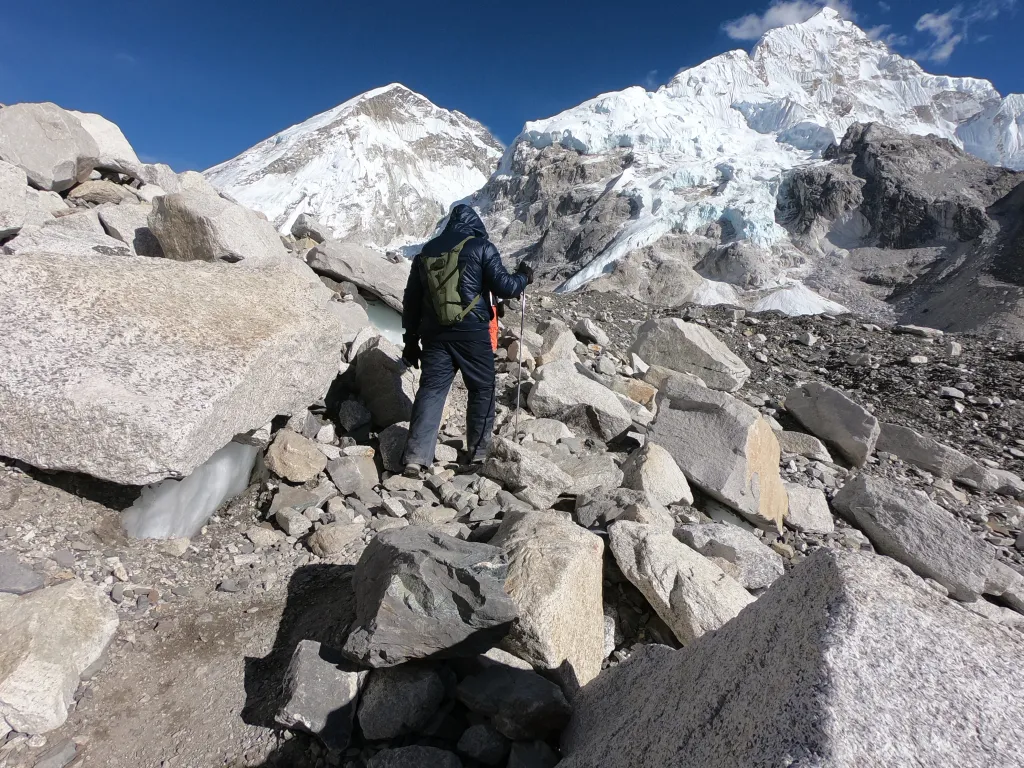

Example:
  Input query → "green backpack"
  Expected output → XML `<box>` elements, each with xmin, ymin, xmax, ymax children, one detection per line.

<box><xmin>422</xmin><ymin>236</ymin><xmax>482</xmax><ymax>325</ymax></box>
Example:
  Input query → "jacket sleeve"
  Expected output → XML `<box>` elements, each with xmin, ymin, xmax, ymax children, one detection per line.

<box><xmin>480</xmin><ymin>241</ymin><xmax>528</xmax><ymax>299</ymax></box>
<box><xmin>402</xmin><ymin>256</ymin><xmax>424</xmax><ymax>340</ymax></box>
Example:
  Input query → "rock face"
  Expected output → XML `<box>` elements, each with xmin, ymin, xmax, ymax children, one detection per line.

<box><xmin>490</xmin><ymin>511</ymin><xmax>605</xmax><ymax>689</ymax></box>
<box><xmin>342</xmin><ymin>527</ymin><xmax>518</xmax><ymax>667</ymax></box>
<box><xmin>629</xmin><ymin>319</ymin><xmax>750</xmax><ymax>392</ymax></box>
<box><xmin>649</xmin><ymin>387</ymin><xmax>788</xmax><ymax>530</ymax></box>
<box><xmin>527</xmin><ymin>361</ymin><xmax>633</xmax><ymax>440</ymax></box>
<box><xmin>482</xmin><ymin>439</ymin><xmax>573</xmax><ymax>510</ymax></box>
<box><xmin>677</xmin><ymin>523</ymin><xmax>785</xmax><ymax>591</ymax></box>
<box><xmin>832</xmin><ymin>474</ymin><xmax>993</xmax><ymax>601</ymax></box>
<box><xmin>785</xmin><ymin>382</ymin><xmax>880</xmax><ymax>467</ymax></box>
<box><xmin>276</xmin><ymin>640</ymin><xmax>366</xmax><ymax>751</ymax></box>
<box><xmin>559</xmin><ymin>550</ymin><xmax>1024</xmax><ymax>768</ymax></box>
<box><xmin>0</xmin><ymin>581</ymin><xmax>119</xmax><ymax>735</ymax></box>
<box><xmin>0</xmin><ymin>103</ymin><xmax>99</xmax><ymax>192</ymax></box>
<box><xmin>149</xmin><ymin>188</ymin><xmax>290</xmax><ymax>266</ymax></box>
<box><xmin>608</xmin><ymin>521</ymin><xmax>754</xmax><ymax>645</ymax></box>
<box><xmin>307</xmin><ymin>241</ymin><xmax>411</xmax><ymax>312</ymax></box>
<box><xmin>620</xmin><ymin>442</ymin><xmax>693</xmax><ymax>506</ymax></box>
<box><xmin>0</xmin><ymin>253</ymin><xmax>343</xmax><ymax>485</ymax></box>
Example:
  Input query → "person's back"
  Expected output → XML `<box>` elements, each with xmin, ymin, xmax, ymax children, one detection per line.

<box><xmin>400</xmin><ymin>204</ymin><xmax>533</xmax><ymax>473</ymax></box>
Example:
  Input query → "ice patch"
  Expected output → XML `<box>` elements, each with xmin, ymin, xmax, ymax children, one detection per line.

<box><xmin>753</xmin><ymin>283</ymin><xmax>848</xmax><ymax>316</ymax></box>
<box><xmin>691</xmin><ymin>279</ymin><xmax>741</xmax><ymax>307</ymax></box>
<box><xmin>365</xmin><ymin>299</ymin><xmax>404</xmax><ymax>345</ymax></box>
<box><xmin>122</xmin><ymin>441</ymin><xmax>259</xmax><ymax>540</ymax></box>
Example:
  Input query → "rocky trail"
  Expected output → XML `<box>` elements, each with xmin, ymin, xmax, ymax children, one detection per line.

<box><xmin>4</xmin><ymin>100</ymin><xmax>1024</xmax><ymax>768</ymax></box>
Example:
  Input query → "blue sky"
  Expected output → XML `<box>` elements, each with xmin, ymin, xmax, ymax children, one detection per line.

<box><xmin>3</xmin><ymin>0</ymin><xmax>1020</xmax><ymax>171</ymax></box>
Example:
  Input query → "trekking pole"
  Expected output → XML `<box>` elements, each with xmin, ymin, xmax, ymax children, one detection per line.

<box><xmin>514</xmin><ymin>288</ymin><xmax>527</xmax><ymax>437</ymax></box>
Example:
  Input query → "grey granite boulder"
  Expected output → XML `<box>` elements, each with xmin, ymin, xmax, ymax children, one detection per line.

<box><xmin>676</xmin><ymin>522</ymin><xmax>784</xmax><ymax>591</ymax></box>
<box><xmin>0</xmin><ymin>253</ymin><xmax>343</xmax><ymax>485</ymax></box>
<box><xmin>560</xmin><ymin>550</ymin><xmax>1024</xmax><ymax>768</ymax></box>
<box><xmin>876</xmin><ymin>422</ymin><xmax>1001</xmax><ymax>490</ymax></box>
<box><xmin>629</xmin><ymin>318</ymin><xmax>749</xmax><ymax>392</ymax></box>
<box><xmin>831</xmin><ymin>473</ymin><xmax>993</xmax><ymax>601</ymax></box>
<box><xmin>482</xmin><ymin>438</ymin><xmax>573</xmax><ymax>510</ymax></box>
<box><xmin>621</xmin><ymin>442</ymin><xmax>693</xmax><ymax>506</ymax></box>
<box><xmin>0</xmin><ymin>103</ymin><xmax>99</xmax><ymax>191</ymax></box>
<box><xmin>355</xmin><ymin>337</ymin><xmax>419</xmax><ymax>428</ymax></box>
<box><xmin>68</xmin><ymin>110</ymin><xmax>142</xmax><ymax>176</ymax></box>
<box><xmin>528</xmin><ymin>361</ymin><xmax>632</xmax><ymax>440</ymax></box>
<box><xmin>307</xmin><ymin>240</ymin><xmax>411</xmax><ymax>312</ymax></box>
<box><xmin>342</xmin><ymin>527</ymin><xmax>517</xmax><ymax>667</ymax></box>
<box><xmin>786</xmin><ymin>382</ymin><xmax>879</xmax><ymax>467</ymax></box>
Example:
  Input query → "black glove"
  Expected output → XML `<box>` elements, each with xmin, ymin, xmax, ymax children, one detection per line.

<box><xmin>495</xmin><ymin>301</ymin><xmax>506</xmax><ymax>319</ymax></box>
<box><xmin>402</xmin><ymin>337</ymin><xmax>421</xmax><ymax>369</ymax></box>
<box><xmin>516</xmin><ymin>261</ymin><xmax>535</xmax><ymax>285</ymax></box>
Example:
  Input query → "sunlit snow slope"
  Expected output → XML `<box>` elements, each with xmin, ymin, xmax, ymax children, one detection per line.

<box><xmin>484</xmin><ymin>8</ymin><xmax>1023</xmax><ymax>310</ymax></box>
<box><xmin>206</xmin><ymin>84</ymin><xmax>503</xmax><ymax>250</ymax></box>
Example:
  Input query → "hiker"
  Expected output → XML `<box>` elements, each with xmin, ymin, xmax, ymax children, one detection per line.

<box><xmin>400</xmin><ymin>203</ymin><xmax>533</xmax><ymax>475</ymax></box>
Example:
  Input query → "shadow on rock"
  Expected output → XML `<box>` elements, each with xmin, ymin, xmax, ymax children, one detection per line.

<box><xmin>243</xmin><ymin>563</ymin><xmax>357</xmax><ymax>731</ymax></box>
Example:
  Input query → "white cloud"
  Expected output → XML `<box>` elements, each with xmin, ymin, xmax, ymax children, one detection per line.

<box><xmin>644</xmin><ymin>70</ymin><xmax>660</xmax><ymax>90</ymax></box>
<box><xmin>723</xmin><ymin>0</ymin><xmax>857</xmax><ymax>41</ymax></box>
<box><xmin>878</xmin><ymin>1</ymin><xmax>891</xmax><ymax>11</ymax></box>
<box><xmin>866</xmin><ymin>23</ymin><xmax>909</xmax><ymax>47</ymax></box>
<box><xmin>913</xmin><ymin>1</ymin><xmax>1016</xmax><ymax>62</ymax></box>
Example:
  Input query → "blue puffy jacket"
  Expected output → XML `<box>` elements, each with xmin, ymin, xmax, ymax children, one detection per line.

<box><xmin>402</xmin><ymin>204</ymin><xmax>528</xmax><ymax>343</ymax></box>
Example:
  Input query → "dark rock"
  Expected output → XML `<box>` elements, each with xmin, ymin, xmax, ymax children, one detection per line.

<box><xmin>456</xmin><ymin>666</ymin><xmax>571</xmax><ymax>741</ymax></box>
<box><xmin>342</xmin><ymin>527</ymin><xmax>518</xmax><ymax>667</ymax></box>
<box><xmin>456</xmin><ymin>723</ymin><xmax>510</xmax><ymax>766</ymax></box>
<box><xmin>366</xmin><ymin>746</ymin><xmax>463</xmax><ymax>768</ymax></box>
<box><xmin>357</xmin><ymin>664</ymin><xmax>446</xmax><ymax>741</ymax></box>
<box><xmin>507</xmin><ymin>741</ymin><xmax>560</xmax><ymax>768</ymax></box>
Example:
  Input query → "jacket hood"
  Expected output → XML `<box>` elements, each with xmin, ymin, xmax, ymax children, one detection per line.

<box><xmin>445</xmin><ymin>203</ymin><xmax>488</xmax><ymax>238</ymax></box>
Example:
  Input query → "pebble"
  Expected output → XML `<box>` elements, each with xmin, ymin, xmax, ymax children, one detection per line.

<box><xmin>906</xmin><ymin>355</ymin><xmax>929</xmax><ymax>366</ymax></box>
<box><xmin>940</xmin><ymin>387</ymin><xmax>965</xmax><ymax>399</ymax></box>
<box><xmin>52</xmin><ymin>550</ymin><xmax>75</xmax><ymax>568</ymax></box>
<box><xmin>217</xmin><ymin>579</ymin><xmax>244</xmax><ymax>593</ymax></box>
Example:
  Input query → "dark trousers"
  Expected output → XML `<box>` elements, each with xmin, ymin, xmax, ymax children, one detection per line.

<box><xmin>403</xmin><ymin>338</ymin><xmax>496</xmax><ymax>466</ymax></box>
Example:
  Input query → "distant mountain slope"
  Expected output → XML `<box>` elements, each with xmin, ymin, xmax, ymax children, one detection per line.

<box><xmin>205</xmin><ymin>84</ymin><xmax>503</xmax><ymax>250</ymax></box>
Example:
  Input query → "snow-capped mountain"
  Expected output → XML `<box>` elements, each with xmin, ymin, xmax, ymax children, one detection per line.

<box><xmin>476</xmin><ymin>7</ymin><xmax>1024</xmax><ymax>315</ymax></box>
<box><xmin>205</xmin><ymin>84</ymin><xmax>503</xmax><ymax>250</ymax></box>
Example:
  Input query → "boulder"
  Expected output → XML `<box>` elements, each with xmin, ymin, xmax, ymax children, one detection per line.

<box><xmin>265</xmin><ymin>429</ymin><xmax>328</xmax><ymax>483</ymax></box>
<box><xmin>97</xmin><ymin>203</ymin><xmax>164</xmax><ymax>257</ymax></box>
<box><xmin>785</xmin><ymin>382</ymin><xmax>879</xmax><ymax>467</ymax></box>
<box><xmin>341</xmin><ymin>527</ymin><xmax>517</xmax><ymax>667</ymax></box>
<box><xmin>558</xmin><ymin>453</ymin><xmax>624</xmax><ymax>497</ymax></box>
<box><xmin>783</xmin><ymin>483</ymin><xmax>835</xmax><ymax>534</ymax></box>
<box><xmin>0</xmin><ymin>160</ymin><xmax>30</xmax><ymax>237</ymax></box>
<box><xmin>338</xmin><ymin>400</ymin><xmax>373</xmax><ymax>432</ymax></box>
<box><xmin>367</xmin><ymin>746</ymin><xmax>463</xmax><ymax>768</ymax></box>
<box><xmin>574</xmin><ymin>487</ymin><xmax>674</xmax><ymax>531</ymax></box>
<box><xmin>876</xmin><ymin>422</ymin><xmax>1000</xmax><ymax>490</ymax></box>
<box><xmin>649</xmin><ymin>386</ymin><xmax>788</xmax><ymax>531</ymax></box>
<box><xmin>326</xmin><ymin>454</ymin><xmax>379</xmax><ymax>496</ymax></box>
<box><xmin>535</xmin><ymin>319</ymin><xmax>580</xmax><ymax>366</ymax></box>
<box><xmin>0</xmin><ymin>580</ymin><xmax>118</xmax><ymax>734</ymax></box>
<box><xmin>457</xmin><ymin>723</ymin><xmax>509</xmax><ymax>766</ymax></box>
<box><xmin>276</xmin><ymin>640</ymin><xmax>366</xmax><ymax>751</ymax></box>
<box><xmin>516</xmin><ymin>418</ymin><xmax>572</xmax><ymax>446</ymax></box>
<box><xmin>68</xmin><ymin>110</ymin><xmax>142</xmax><ymax>176</ymax></box>
<box><xmin>0</xmin><ymin>253</ymin><xmax>343</xmax><ymax>485</ymax></box>
<box><xmin>0</xmin><ymin>103</ymin><xmax>99</xmax><ymax>192</ymax></box>
<box><xmin>138</xmin><ymin>162</ymin><xmax>181</xmax><ymax>194</ymax></box>
<box><xmin>508</xmin><ymin>741</ymin><xmax>559</xmax><ymax>768</ymax></box>
<box><xmin>621</xmin><ymin>442</ymin><xmax>693</xmax><ymax>506</ymax></box>
<box><xmin>67</xmin><ymin>179</ymin><xmax>137</xmax><ymax>205</ymax></box>
<box><xmin>676</xmin><ymin>523</ymin><xmax>784</xmax><ymax>591</ymax></box>
<box><xmin>481</xmin><ymin>438</ymin><xmax>573</xmax><ymax>510</ymax></box>
<box><xmin>149</xmin><ymin>188</ymin><xmax>289</xmax><ymax>265</ymax></box>
<box><xmin>4</xmin><ymin>217</ymin><xmax>134</xmax><ymax>259</ymax></box>
<box><xmin>608</xmin><ymin>521</ymin><xmax>754</xmax><ymax>645</ymax></box>
<box><xmin>456</xmin><ymin>666</ymin><xmax>571</xmax><ymax>741</ymax></box>
<box><xmin>778</xmin><ymin>430</ymin><xmax>834</xmax><ymax>463</ymax></box>
<box><xmin>629</xmin><ymin>318</ymin><xmax>750</xmax><ymax>392</ymax></box>
<box><xmin>984</xmin><ymin>561</ymin><xmax>1024</xmax><ymax>614</ymax></box>
<box><xmin>307</xmin><ymin>240</ymin><xmax>411</xmax><ymax>312</ymax></box>
<box><xmin>528</xmin><ymin>361</ymin><xmax>632</xmax><ymax>440</ymax></box>
<box><xmin>490</xmin><ymin>511</ymin><xmax>605</xmax><ymax>689</ymax></box>
<box><xmin>328</xmin><ymin>300</ymin><xmax>371</xmax><ymax>345</ymax></box>
<box><xmin>378</xmin><ymin>422</ymin><xmax>410</xmax><ymax>472</ymax></box>
<box><xmin>573</xmin><ymin>318</ymin><xmax>610</xmax><ymax>346</ymax></box>
<box><xmin>357</xmin><ymin>665</ymin><xmax>446</xmax><ymax>740</ymax></box>
<box><xmin>291</xmin><ymin>213</ymin><xmax>331</xmax><ymax>243</ymax></box>
<box><xmin>355</xmin><ymin>337</ymin><xmax>418</xmax><ymax>428</ymax></box>
<box><xmin>307</xmin><ymin>522</ymin><xmax>365</xmax><ymax>559</ymax></box>
<box><xmin>559</xmin><ymin>550</ymin><xmax>1024</xmax><ymax>768</ymax></box>
<box><xmin>832</xmin><ymin>473</ymin><xmax>993</xmax><ymax>601</ymax></box>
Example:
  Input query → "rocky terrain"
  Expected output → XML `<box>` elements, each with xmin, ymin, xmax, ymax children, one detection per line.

<box><xmin>5</xmin><ymin>87</ymin><xmax>1024</xmax><ymax>768</ymax></box>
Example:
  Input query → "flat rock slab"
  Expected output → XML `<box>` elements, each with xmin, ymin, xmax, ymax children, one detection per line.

<box><xmin>0</xmin><ymin>580</ymin><xmax>119</xmax><ymax>735</ymax></box>
<box><xmin>276</xmin><ymin>640</ymin><xmax>366</xmax><ymax>751</ymax></box>
<box><xmin>490</xmin><ymin>510</ymin><xmax>605</xmax><ymax>689</ymax></box>
<box><xmin>876</xmin><ymin>422</ymin><xmax>998</xmax><ymax>490</ymax></box>
<box><xmin>786</xmin><ymin>382</ymin><xmax>879</xmax><ymax>467</ymax></box>
<box><xmin>482</xmin><ymin>438</ymin><xmax>573</xmax><ymax>510</ymax></box>
<box><xmin>0</xmin><ymin>552</ymin><xmax>44</xmax><ymax>595</ymax></box>
<box><xmin>307</xmin><ymin>241</ymin><xmax>411</xmax><ymax>312</ymax></box>
<box><xmin>342</xmin><ymin>527</ymin><xmax>517</xmax><ymax>667</ymax></box>
<box><xmin>0</xmin><ymin>253</ymin><xmax>343</xmax><ymax>485</ymax></box>
<box><xmin>629</xmin><ymin>318</ymin><xmax>750</xmax><ymax>392</ymax></box>
<box><xmin>560</xmin><ymin>550</ymin><xmax>1024</xmax><ymax>768</ymax></box>
<box><xmin>609</xmin><ymin>521</ymin><xmax>754</xmax><ymax>645</ymax></box>
<box><xmin>677</xmin><ymin>522</ymin><xmax>784</xmax><ymax>591</ymax></box>
<box><xmin>832</xmin><ymin>473</ymin><xmax>993</xmax><ymax>601</ymax></box>
<box><xmin>0</xmin><ymin>102</ymin><xmax>99</xmax><ymax>192</ymax></box>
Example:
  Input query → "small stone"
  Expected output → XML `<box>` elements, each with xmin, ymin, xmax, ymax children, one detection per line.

<box><xmin>797</xmin><ymin>332</ymin><xmax>818</xmax><ymax>347</ymax></box>
<box><xmin>246</xmin><ymin>526</ymin><xmax>285</xmax><ymax>548</ymax></box>
<box><xmin>456</xmin><ymin>665</ymin><xmax>571</xmax><ymax>740</ymax></box>
<box><xmin>907</xmin><ymin>355</ymin><xmax>929</xmax><ymax>366</ymax></box>
<box><xmin>940</xmin><ymin>387</ymin><xmax>966</xmax><ymax>400</ymax></box>
<box><xmin>946</xmin><ymin>340</ymin><xmax>963</xmax><ymax>357</ymax></box>
<box><xmin>31</xmin><ymin>737</ymin><xmax>77</xmax><ymax>768</ymax></box>
<box><xmin>275</xmin><ymin>508</ymin><xmax>313</xmax><ymax>538</ymax></box>
<box><xmin>217</xmin><ymin>579</ymin><xmax>242</xmax><ymax>593</ymax></box>
<box><xmin>308</xmin><ymin>522</ymin><xmax>365</xmax><ymax>558</ymax></box>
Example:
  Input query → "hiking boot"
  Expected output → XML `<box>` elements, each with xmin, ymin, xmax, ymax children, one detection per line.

<box><xmin>403</xmin><ymin>463</ymin><xmax>423</xmax><ymax>479</ymax></box>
